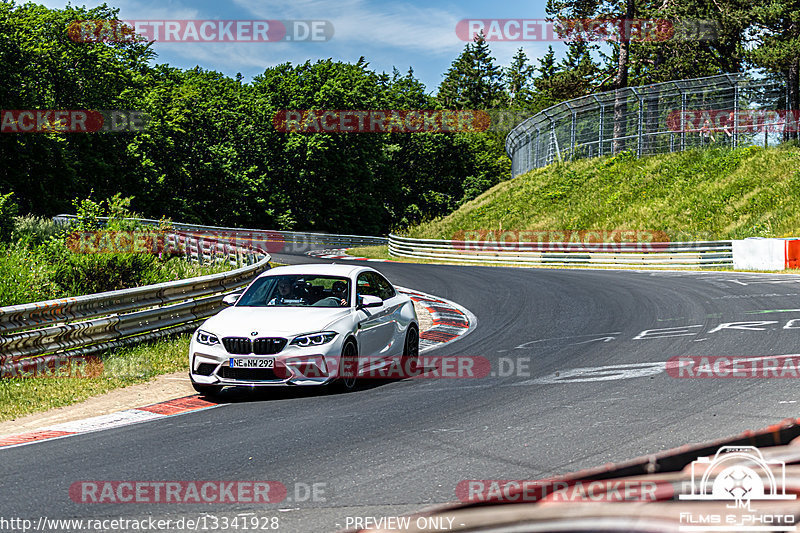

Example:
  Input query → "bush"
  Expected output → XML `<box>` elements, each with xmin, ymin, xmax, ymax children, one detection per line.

<box><xmin>11</xmin><ymin>216</ymin><xmax>65</xmax><ymax>246</ymax></box>
<box><xmin>0</xmin><ymin>243</ymin><xmax>61</xmax><ymax>306</ymax></box>
<box><xmin>72</xmin><ymin>193</ymin><xmax>104</xmax><ymax>231</ymax></box>
<box><xmin>52</xmin><ymin>253</ymin><xmax>159</xmax><ymax>294</ymax></box>
<box><xmin>0</xmin><ymin>192</ymin><xmax>19</xmax><ymax>242</ymax></box>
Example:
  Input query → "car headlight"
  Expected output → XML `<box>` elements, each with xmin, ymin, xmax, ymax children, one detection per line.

<box><xmin>196</xmin><ymin>329</ymin><xmax>221</xmax><ymax>346</ymax></box>
<box><xmin>290</xmin><ymin>331</ymin><xmax>337</xmax><ymax>347</ymax></box>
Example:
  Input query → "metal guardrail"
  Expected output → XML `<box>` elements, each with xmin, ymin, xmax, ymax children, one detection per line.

<box><xmin>388</xmin><ymin>234</ymin><xmax>733</xmax><ymax>268</ymax></box>
<box><xmin>1</xmin><ymin>216</ymin><xmax>389</xmax><ymax>377</ymax></box>
<box><xmin>1</xmin><ymin>226</ymin><xmax>271</xmax><ymax>377</ymax></box>
<box><xmin>505</xmin><ymin>73</ymin><xmax>787</xmax><ymax>177</ymax></box>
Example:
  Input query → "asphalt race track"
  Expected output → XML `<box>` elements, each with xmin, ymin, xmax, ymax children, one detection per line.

<box><xmin>4</xmin><ymin>253</ymin><xmax>800</xmax><ymax>532</ymax></box>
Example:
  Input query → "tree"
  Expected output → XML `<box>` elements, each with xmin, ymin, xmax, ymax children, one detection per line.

<box><xmin>538</xmin><ymin>46</ymin><xmax>559</xmax><ymax>79</ymax></box>
<box><xmin>505</xmin><ymin>48</ymin><xmax>534</xmax><ymax>106</ymax></box>
<box><xmin>628</xmin><ymin>0</ymin><xmax>749</xmax><ymax>84</ymax></box>
<box><xmin>534</xmin><ymin>41</ymin><xmax>601</xmax><ymax>102</ymax></box>
<box><xmin>747</xmin><ymin>0</ymin><xmax>800</xmax><ymax>139</ymax></box>
<box><xmin>438</xmin><ymin>32</ymin><xmax>504</xmax><ymax>109</ymax></box>
<box><xmin>546</xmin><ymin>0</ymin><xmax>639</xmax><ymax>151</ymax></box>
<box><xmin>0</xmin><ymin>2</ymin><xmax>513</xmax><ymax>235</ymax></box>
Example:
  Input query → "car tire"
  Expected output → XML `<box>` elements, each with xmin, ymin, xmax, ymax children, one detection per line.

<box><xmin>191</xmin><ymin>381</ymin><xmax>223</xmax><ymax>397</ymax></box>
<box><xmin>333</xmin><ymin>340</ymin><xmax>359</xmax><ymax>392</ymax></box>
<box><xmin>402</xmin><ymin>324</ymin><xmax>419</xmax><ymax>374</ymax></box>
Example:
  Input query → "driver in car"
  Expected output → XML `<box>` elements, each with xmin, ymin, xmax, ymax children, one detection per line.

<box><xmin>332</xmin><ymin>280</ymin><xmax>348</xmax><ymax>307</ymax></box>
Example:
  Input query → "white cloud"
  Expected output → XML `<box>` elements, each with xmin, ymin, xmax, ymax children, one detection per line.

<box><xmin>234</xmin><ymin>0</ymin><xmax>462</xmax><ymax>56</ymax></box>
<box><xmin>32</xmin><ymin>0</ymin><xmax>562</xmax><ymax>88</ymax></box>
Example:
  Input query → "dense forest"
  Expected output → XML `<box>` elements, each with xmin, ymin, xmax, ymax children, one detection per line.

<box><xmin>0</xmin><ymin>0</ymin><xmax>798</xmax><ymax>234</ymax></box>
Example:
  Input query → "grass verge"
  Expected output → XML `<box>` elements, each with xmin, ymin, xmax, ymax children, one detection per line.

<box><xmin>0</xmin><ymin>335</ymin><xmax>190</xmax><ymax>422</ymax></box>
<box><xmin>404</xmin><ymin>145</ymin><xmax>800</xmax><ymax>241</ymax></box>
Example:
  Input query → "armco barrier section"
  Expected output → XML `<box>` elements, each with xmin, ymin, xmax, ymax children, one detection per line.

<box><xmin>388</xmin><ymin>234</ymin><xmax>734</xmax><ymax>268</ymax></box>
<box><xmin>0</xmin><ymin>229</ymin><xmax>271</xmax><ymax>377</ymax></box>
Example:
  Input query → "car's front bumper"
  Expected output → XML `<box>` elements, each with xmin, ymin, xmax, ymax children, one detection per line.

<box><xmin>189</xmin><ymin>336</ymin><xmax>345</xmax><ymax>387</ymax></box>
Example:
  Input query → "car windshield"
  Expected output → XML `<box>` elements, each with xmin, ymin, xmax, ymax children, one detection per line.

<box><xmin>235</xmin><ymin>275</ymin><xmax>351</xmax><ymax>307</ymax></box>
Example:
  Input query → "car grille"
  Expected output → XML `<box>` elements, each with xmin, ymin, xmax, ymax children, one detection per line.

<box><xmin>219</xmin><ymin>366</ymin><xmax>279</xmax><ymax>381</ymax></box>
<box><xmin>253</xmin><ymin>338</ymin><xmax>287</xmax><ymax>355</ymax></box>
<box><xmin>222</xmin><ymin>337</ymin><xmax>287</xmax><ymax>355</ymax></box>
<box><xmin>195</xmin><ymin>363</ymin><xmax>216</xmax><ymax>376</ymax></box>
<box><xmin>222</xmin><ymin>337</ymin><xmax>251</xmax><ymax>354</ymax></box>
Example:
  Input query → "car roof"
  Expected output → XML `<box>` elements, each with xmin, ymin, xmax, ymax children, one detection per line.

<box><xmin>257</xmin><ymin>263</ymin><xmax>372</xmax><ymax>279</ymax></box>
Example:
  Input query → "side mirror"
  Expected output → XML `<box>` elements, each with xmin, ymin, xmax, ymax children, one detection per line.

<box><xmin>357</xmin><ymin>294</ymin><xmax>383</xmax><ymax>309</ymax></box>
<box><xmin>222</xmin><ymin>293</ymin><xmax>242</xmax><ymax>306</ymax></box>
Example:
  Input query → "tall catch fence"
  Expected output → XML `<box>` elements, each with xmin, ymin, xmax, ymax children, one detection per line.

<box><xmin>506</xmin><ymin>73</ymin><xmax>789</xmax><ymax>177</ymax></box>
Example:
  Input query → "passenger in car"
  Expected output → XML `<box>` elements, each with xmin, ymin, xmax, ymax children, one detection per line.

<box><xmin>268</xmin><ymin>279</ymin><xmax>296</xmax><ymax>305</ymax></box>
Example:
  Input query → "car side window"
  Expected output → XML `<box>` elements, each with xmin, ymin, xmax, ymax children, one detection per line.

<box><xmin>356</xmin><ymin>273</ymin><xmax>381</xmax><ymax>298</ymax></box>
<box><xmin>374</xmin><ymin>273</ymin><xmax>396</xmax><ymax>300</ymax></box>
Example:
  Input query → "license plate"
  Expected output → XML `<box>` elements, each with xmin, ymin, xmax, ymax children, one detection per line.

<box><xmin>230</xmin><ymin>357</ymin><xmax>275</xmax><ymax>369</ymax></box>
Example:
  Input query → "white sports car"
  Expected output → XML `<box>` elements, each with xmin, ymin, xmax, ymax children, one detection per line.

<box><xmin>189</xmin><ymin>264</ymin><xmax>419</xmax><ymax>395</ymax></box>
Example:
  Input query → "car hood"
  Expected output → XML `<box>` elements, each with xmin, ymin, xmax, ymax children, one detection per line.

<box><xmin>200</xmin><ymin>306</ymin><xmax>351</xmax><ymax>337</ymax></box>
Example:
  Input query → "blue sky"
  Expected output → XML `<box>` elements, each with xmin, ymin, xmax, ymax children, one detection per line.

<box><xmin>39</xmin><ymin>0</ymin><xmax>567</xmax><ymax>93</ymax></box>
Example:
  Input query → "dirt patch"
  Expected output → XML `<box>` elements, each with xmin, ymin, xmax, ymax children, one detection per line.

<box><xmin>0</xmin><ymin>303</ymin><xmax>433</xmax><ymax>437</ymax></box>
<box><xmin>0</xmin><ymin>372</ymin><xmax>195</xmax><ymax>437</ymax></box>
<box><xmin>414</xmin><ymin>300</ymin><xmax>433</xmax><ymax>332</ymax></box>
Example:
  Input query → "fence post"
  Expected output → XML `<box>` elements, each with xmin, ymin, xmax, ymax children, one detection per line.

<box><xmin>733</xmin><ymin>83</ymin><xmax>739</xmax><ymax>148</ymax></box>
<box><xmin>597</xmin><ymin>98</ymin><xmax>604</xmax><ymax>157</ymax></box>
<box><xmin>566</xmin><ymin>102</ymin><xmax>576</xmax><ymax>159</ymax></box>
<box><xmin>680</xmin><ymin>89</ymin><xmax>687</xmax><ymax>152</ymax></box>
<box><xmin>785</xmin><ymin>77</ymin><xmax>790</xmax><ymax>142</ymax></box>
<box><xmin>632</xmin><ymin>87</ymin><xmax>643</xmax><ymax>157</ymax></box>
<box><xmin>550</xmin><ymin>118</ymin><xmax>562</xmax><ymax>163</ymax></box>
<box><xmin>526</xmin><ymin>132</ymin><xmax>531</xmax><ymax>173</ymax></box>
<box><xmin>535</xmin><ymin>127</ymin><xmax>540</xmax><ymax>168</ymax></box>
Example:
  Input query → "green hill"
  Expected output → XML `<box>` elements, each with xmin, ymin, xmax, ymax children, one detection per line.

<box><xmin>404</xmin><ymin>144</ymin><xmax>800</xmax><ymax>241</ymax></box>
